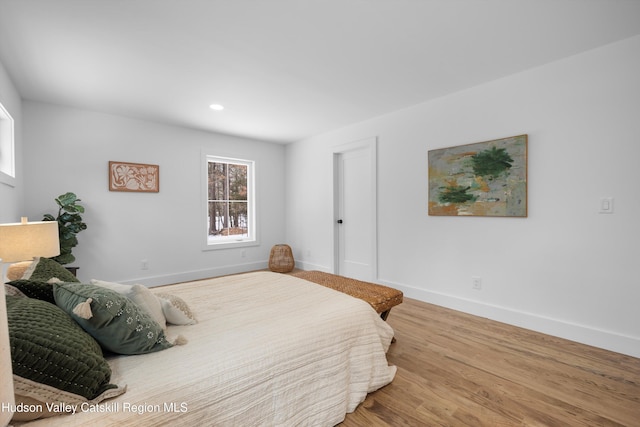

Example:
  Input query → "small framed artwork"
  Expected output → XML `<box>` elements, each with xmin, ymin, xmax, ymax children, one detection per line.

<box><xmin>109</xmin><ymin>161</ymin><xmax>159</xmax><ymax>193</ymax></box>
<box><xmin>428</xmin><ymin>134</ymin><xmax>527</xmax><ymax>217</ymax></box>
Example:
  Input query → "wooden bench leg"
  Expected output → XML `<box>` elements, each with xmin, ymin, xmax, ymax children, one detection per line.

<box><xmin>379</xmin><ymin>310</ymin><xmax>397</xmax><ymax>343</ymax></box>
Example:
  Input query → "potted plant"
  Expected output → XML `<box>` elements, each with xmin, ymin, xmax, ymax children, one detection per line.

<box><xmin>42</xmin><ymin>192</ymin><xmax>87</xmax><ymax>265</ymax></box>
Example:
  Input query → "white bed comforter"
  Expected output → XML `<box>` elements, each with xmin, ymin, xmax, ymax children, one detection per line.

<box><xmin>22</xmin><ymin>271</ymin><xmax>396</xmax><ymax>426</ymax></box>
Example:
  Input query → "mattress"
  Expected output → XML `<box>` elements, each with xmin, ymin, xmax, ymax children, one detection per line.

<box><xmin>18</xmin><ymin>271</ymin><xmax>396</xmax><ymax>426</ymax></box>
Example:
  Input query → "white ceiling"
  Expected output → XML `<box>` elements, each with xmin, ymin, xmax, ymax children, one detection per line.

<box><xmin>1</xmin><ymin>0</ymin><xmax>639</xmax><ymax>144</ymax></box>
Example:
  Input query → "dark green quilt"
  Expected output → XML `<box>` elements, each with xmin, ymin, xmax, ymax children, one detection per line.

<box><xmin>6</xmin><ymin>295</ymin><xmax>117</xmax><ymax>400</ymax></box>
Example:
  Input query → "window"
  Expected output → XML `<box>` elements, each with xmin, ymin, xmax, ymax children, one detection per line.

<box><xmin>0</xmin><ymin>100</ymin><xmax>15</xmax><ymax>187</ymax></box>
<box><xmin>204</xmin><ymin>155</ymin><xmax>256</xmax><ymax>248</ymax></box>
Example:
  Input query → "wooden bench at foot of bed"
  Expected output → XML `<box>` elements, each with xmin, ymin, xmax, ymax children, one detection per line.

<box><xmin>290</xmin><ymin>270</ymin><xmax>403</xmax><ymax>321</ymax></box>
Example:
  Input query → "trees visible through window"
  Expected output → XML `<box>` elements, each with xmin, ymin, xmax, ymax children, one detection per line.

<box><xmin>206</xmin><ymin>156</ymin><xmax>255</xmax><ymax>246</ymax></box>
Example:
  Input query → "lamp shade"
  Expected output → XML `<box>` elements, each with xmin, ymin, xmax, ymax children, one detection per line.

<box><xmin>0</xmin><ymin>218</ymin><xmax>60</xmax><ymax>263</ymax></box>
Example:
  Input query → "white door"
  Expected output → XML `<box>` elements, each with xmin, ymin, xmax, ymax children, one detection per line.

<box><xmin>334</xmin><ymin>138</ymin><xmax>377</xmax><ymax>281</ymax></box>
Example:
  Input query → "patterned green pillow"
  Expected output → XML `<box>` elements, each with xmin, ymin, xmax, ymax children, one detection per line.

<box><xmin>22</xmin><ymin>257</ymin><xmax>79</xmax><ymax>283</ymax></box>
<box><xmin>7</xmin><ymin>280</ymin><xmax>56</xmax><ymax>304</ymax></box>
<box><xmin>53</xmin><ymin>283</ymin><xmax>174</xmax><ymax>355</ymax></box>
<box><xmin>6</xmin><ymin>295</ymin><xmax>123</xmax><ymax>421</ymax></box>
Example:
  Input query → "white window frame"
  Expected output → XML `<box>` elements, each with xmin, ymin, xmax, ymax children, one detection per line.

<box><xmin>202</xmin><ymin>153</ymin><xmax>257</xmax><ymax>250</ymax></box>
<box><xmin>0</xmin><ymin>101</ymin><xmax>15</xmax><ymax>187</ymax></box>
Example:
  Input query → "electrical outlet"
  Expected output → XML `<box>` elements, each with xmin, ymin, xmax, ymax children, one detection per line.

<box><xmin>599</xmin><ymin>197</ymin><xmax>614</xmax><ymax>214</ymax></box>
<box><xmin>472</xmin><ymin>276</ymin><xmax>482</xmax><ymax>290</ymax></box>
<box><xmin>141</xmin><ymin>259</ymin><xmax>149</xmax><ymax>270</ymax></box>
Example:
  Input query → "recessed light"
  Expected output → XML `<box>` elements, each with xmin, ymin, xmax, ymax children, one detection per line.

<box><xmin>209</xmin><ymin>104</ymin><xmax>224</xmax><ymax>111</ymax></box>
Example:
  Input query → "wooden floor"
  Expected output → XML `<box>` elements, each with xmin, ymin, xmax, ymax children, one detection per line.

<box><xmin>340</xmin><ymin>298</ymin><xmax>640</xmax><ymax>427</ymax></box>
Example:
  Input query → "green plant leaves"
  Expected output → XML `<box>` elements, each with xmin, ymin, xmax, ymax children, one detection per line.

<box><xmin>43</xmin><ymin>192</ymin><xmax>87</xmax><ymax>265</ymax></box>
<box><xmin>56</xmin><ymin>192</ymin><xmax>85</xmax><ymax>213</ymax></box>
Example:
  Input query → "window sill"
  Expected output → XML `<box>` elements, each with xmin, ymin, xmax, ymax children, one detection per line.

<box><xmin>0</xmin><ymin>171</ymin><xmax>15</xmax><ymax>188</ymax></box>
<box><xmin>202</xmin><ymin>239</ymin><xmax>259</xmax><ymax>251</ymax></box>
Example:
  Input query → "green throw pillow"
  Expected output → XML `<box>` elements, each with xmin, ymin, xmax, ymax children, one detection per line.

<box><xmin>7</xmin><ymin>280</ymin><xmax>56</xmax><ymax>304</ymax></box>
<box><xmin>6</xmin><ymin>295</ymin><xmax>119</xmax><ymax>406</ymax></box>
<box><xmin>22</xmin><ymin>257</ymin><xmax>79</xmax><ymax>283</ymax></box>
<box><xmin>53</xmin><ymin>283</ymin><xmax>174</xmax><ymax>355</ymax></box>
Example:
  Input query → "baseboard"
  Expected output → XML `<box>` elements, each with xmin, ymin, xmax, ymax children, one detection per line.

<box><xmin>379</xmin><ymin>278</ymin><xmax>640</xmax><ymax>359</ymax></box>
<box><xmin>121</xmin><ymin>265</ymin><xmax>639</xmax><ymax>358</ymax></box>
<box><xmin>294</xmin><ymin>260</ymin><xmax>331</xmax><ymax>273</ymax></box>
<box><xmin>120</xmin><ymin>261</ymin><xmax>268</xmax><ymax>287</ymax></box>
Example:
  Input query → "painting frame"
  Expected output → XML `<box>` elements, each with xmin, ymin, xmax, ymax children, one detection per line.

<box><xmin>109</xmin><ymin>161</ymin><xmax>160</xmax><ymax>193</ymax></box>
<box><xmin>428</xmin><ymin>134</ymin><xmax>527</xmax><ymax>217</ymax></box>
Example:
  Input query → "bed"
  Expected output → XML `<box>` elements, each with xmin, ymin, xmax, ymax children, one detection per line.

<box><xmin>5</xmin><ymin>264</ymin><xmax>397</xmax><ymax>426</ymax></box>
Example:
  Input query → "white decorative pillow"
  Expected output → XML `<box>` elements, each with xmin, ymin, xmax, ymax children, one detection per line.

<box><xmin>89</xmin><ymin>279</ymin><xmax>132</xmax><ymax>294</ymax></box>
<box><xmin>155</xmin><ymin>293</ymin><xmax>197</xmax><ymax>325</ymax></box>
<box><xmin>90</xmin><ymin>280</ymin><xmax>166</xmax><ymax>329</ymax></box>
<box><xmin>129</xmin><ymin>284</ymin><xmax>166</xmax><ymax>329</ymax></box>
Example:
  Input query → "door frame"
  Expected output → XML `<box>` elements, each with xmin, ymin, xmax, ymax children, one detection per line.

<box><xmin>332</xmin><ymin>136</ymin><xmax>378</xmax><ymax>280</ymax></box>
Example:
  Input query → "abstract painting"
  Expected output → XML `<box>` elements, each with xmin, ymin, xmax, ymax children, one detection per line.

<box><xmin>428</xmin><ymin>135</ymin><xmax>527</xmax><ymax>217</ymax></box>
<box><xmin>109</xmin><ymin>161</ymin><xmax>159</xmax><ymax>193</ymax></box>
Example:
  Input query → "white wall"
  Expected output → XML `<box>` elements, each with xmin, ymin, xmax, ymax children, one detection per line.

<box><xmin>285</xmin><ymin>35</ymin><xmax>640</xmax><ymax>357</ymax></box>
<box><xmin>0</xmin><ymin>62</ymin><xmax>22</xmax><ymax>424</ymax></box>
<box><xmin>0</xmin><ymin>60</ymin><xmax>23</xmax><ymax>222</ymax></box>
<box><xmin>23</xmin><ymin>102</ymin><xmax>286</xmax><ymax>285</ymax></box>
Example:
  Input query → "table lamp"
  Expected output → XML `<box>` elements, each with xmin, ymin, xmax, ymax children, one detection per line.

<box><xmin>0</xmin><ymin>217</ymin><xmax>60</xmax><ymax>426</ymax></box>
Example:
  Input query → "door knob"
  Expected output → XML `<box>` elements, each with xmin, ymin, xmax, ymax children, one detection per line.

<box><xmin>337</xmin><ymin>219</ymin><xmax>343</xmax><ymax>224</ymax></box>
